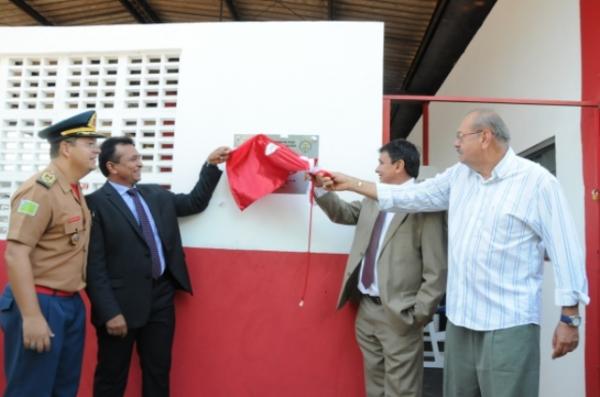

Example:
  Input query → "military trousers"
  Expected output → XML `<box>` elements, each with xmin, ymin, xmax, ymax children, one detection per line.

<box><xmin>0</xmin><ymin>284</ymin><xmax>86</xmax><ymax>397</ymax></box>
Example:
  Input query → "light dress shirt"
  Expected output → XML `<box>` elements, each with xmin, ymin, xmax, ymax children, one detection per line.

<box><xmin>109</xmin><ymin>181</ymin><xmax>166</xmax><ymax>275</ymax></box>
<box><xmin>377</xmin><ymin>148</ymin><xmax>589</xmax><ymax>331</ymax></box>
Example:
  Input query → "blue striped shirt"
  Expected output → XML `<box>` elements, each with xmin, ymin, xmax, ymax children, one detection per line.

<box><xmin>377</xmin><ymin>148</ymin><xmax>589</xmax><ymax>330</ymax></box>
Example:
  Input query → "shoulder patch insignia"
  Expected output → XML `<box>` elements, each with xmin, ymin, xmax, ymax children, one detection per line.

<box><xmin>17</xmin><ymin>199</ymin><xmax>39</xmax><ymax>217</ymax></box>
<box><xmin>36</xmin><ymin>172</ymin><xmax>56</xmax><ymax>189</ymax></box>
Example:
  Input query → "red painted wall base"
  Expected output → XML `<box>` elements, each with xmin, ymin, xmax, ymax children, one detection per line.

<box><xmin>0</xmin><ymin>241</ymin><xmax>365</xmax><ymax>396</ymax></box>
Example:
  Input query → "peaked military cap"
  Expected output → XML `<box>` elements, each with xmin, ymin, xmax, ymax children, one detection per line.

<box><xmin>38</xmin><ymin>110</ymin><xmax>108</xmax><ymax>143</ymax></box>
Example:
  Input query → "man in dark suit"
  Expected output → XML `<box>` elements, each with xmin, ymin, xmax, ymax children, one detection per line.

<box><xmin>85</xmin><ymin>136</ymin><xmax>230</xmax><ymax>397</ymax></box>
<box><xmin>313</xmin><ymin>139</ymin><xmax>447</xmax><ymax>397</ymax></box>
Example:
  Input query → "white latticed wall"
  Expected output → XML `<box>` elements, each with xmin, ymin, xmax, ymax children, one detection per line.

<box><xmin>0</xmin><ymin>51</ymin><xmax>181</xmax><ymax>238</ymax></box>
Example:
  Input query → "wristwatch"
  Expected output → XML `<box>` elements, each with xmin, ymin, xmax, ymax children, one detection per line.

<box><xmin>560</xmin><ymin>314</ymin><xmax>582</xmax><ymax>328</ymax></box>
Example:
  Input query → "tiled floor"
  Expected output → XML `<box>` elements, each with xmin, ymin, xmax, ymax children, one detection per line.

<box><xmin>423</xmin><ymin>368</ymin><xmax>443</xmax><ymax>397</ymax></box>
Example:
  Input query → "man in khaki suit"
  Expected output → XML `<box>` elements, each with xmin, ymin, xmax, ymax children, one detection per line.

<box><xmin>313</xmin><ymin>139</ymin><xmax>447</xmax><ymax>397</ymax></box>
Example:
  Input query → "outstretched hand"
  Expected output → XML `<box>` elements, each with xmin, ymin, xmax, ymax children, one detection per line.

<box><xmin>308</xmin><ymin>170</ymin><xmax>332</xmax><ymax>188</ymax></box>
<box><xmin>319</xmin><ymin>172</ymin><xmax>378</xmax><ymax>200</ymax></box>
<box><xmin>322</xmin><ymin>172</ymin><xmax>357</xmax><ymax>192</ymax></box>
<box><xmin>207</xmin><ymin>146</ymin><xmax>232</xmax><ymax>165</ymax></box>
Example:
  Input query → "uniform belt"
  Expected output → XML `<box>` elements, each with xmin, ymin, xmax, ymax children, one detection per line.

<box><xmin>34</xmin><ymin>285</ymin><xmax>77</xmax><ymax>297</ymax></box>
<box><xmin>363</xmin><ymin>294</ymin><xmax>382</xmax><ymax>305</ymax></box>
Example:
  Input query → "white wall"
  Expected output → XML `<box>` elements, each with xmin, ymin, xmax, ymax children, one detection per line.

<box><xmin>0</xmin><ymin>22</ymin><xmax>384</xmax><ymax>254</ymax></box>
<box><xmin>172</xmin><ymin>22</ymin><xmax>384</xmax><ymax>253</ymax></box>
<box><xmin>407</xmin><ymin>0</ymin><xmax>585</xmax><ymax>395</ymax></box>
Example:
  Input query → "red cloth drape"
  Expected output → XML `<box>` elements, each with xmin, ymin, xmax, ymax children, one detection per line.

<box><xmin>226</xmin><ymin>134</ymin><xmax>311</xmax><ymax>210</ymax></box>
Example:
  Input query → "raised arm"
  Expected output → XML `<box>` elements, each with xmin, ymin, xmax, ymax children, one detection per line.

<box><xmin>173</xmin><ymin>146</ymin><xmax>230</xmax><ymax>216</ymax></box>
<box><xmin>323</xmin><ymin>165</ymin><xmax>457</xmax><ymax>213</ymax></box>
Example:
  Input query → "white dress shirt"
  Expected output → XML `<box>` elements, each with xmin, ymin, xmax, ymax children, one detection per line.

<box><xmin>377</xmin><ymin>148</ymin><xmax>589</xmax><ymax>331</ymax></box>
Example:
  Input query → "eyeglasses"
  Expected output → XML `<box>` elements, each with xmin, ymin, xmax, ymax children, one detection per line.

<box><xmin>455</xmin><ymin>130</ymin><xmax>483</xmax><ymax>141</ymax></box>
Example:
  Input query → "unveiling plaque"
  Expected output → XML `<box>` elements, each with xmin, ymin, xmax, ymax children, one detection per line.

<box><xmin>233</xmin><ymin>134</ymin><xmax>319</xmax><ymax>194</ymax></box>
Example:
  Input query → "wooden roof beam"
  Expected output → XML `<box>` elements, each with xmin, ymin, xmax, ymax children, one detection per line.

<box><xmin>224</xmin><ymin>0</ymin><xmax>240</xmax><ymax>21</ymax></box>
<box><xmin>328</xmin><ymin>0</ymin><xmax>335</xmax><ymax>20</ymax></box>
<box><xmin>8</xmin><ymin>0</ymin><xmax>53</xmax><ymax>25</ymax></box>
<box><xmin>119</xmin><ymin>0</ymin><xmax>161</xmax><ymax>23</ymax></box>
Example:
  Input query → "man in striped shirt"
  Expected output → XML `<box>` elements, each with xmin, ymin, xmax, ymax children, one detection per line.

<box><xmin>321</xmin><ymin>109</ymin><xmax>589</xmax><ymax>397</ymax></box>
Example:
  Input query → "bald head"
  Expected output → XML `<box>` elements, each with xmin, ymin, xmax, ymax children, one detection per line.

<box><xmin>454</xmin><ymin>109</ymin><xmax>511</xmax><ymax>178</ymax></box>
<box><xmin>466</xmin><ymin>108</ymin><xmax>511</xmax><ymax>146</ymax></box>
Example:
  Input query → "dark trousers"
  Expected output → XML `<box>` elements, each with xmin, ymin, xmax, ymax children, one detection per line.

<box><xmin>0</xmin><ymin>285</ymin><xmax>85</xmax><ymax>397</ymax></box>
<box><xmin>93</xmin><ymin>276</ymin><xmax>176</xmax><ymax>397</ymax></box>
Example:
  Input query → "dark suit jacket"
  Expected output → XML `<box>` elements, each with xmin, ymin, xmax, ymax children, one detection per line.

<box><xmin>316</xmin><ymin>192</ymin><xmax>447</xmax><ymax>334</ymax></box>
<box><xmin>85</xmin><ymin>163</ymin><xmax>222</xmax><ymax>328</ymax></box>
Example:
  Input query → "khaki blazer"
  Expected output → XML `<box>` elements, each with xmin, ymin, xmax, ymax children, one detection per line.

<box><xmin>316</xmin><ymin>192</ymin><xmax>447</xmax><ymax>334</ymax></box>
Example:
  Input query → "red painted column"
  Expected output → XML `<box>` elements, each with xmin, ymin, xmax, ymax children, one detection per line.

<box><xmin>580</xmin><ymin>1</ymin><xmax>600</xmax><ymax>396</ymax></box>
<box><xmin>422</xmin><ymin>102</ymin><xmax>430</xmax><ymax>166</ymax></box>
<box><xmin>382</xmin><ymin>98</ymin><xmax>391</xmax><ymax>144</ymax></box>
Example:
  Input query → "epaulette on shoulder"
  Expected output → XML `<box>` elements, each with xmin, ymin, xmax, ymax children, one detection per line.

<box><xmin>36</xmin><ymin>171</ymin><xmax>57</xmax><ymax>189</ymax></box>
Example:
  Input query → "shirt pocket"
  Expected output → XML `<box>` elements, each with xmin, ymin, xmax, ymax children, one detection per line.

<box><xmin>64</xmin><ymin>219</ymin><xmax>84</xmax><ymax>246</ymax></box>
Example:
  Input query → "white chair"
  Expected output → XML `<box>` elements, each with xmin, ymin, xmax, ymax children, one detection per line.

<box><xmin>423</xmin><ymin>313</ymin><xmax>446</xmax><ymax>368</ymax></box>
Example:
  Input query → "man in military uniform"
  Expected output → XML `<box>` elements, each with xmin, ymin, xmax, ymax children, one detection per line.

<box><xmin>0</xmin><ymin>110</ymin><xmax>106</xmax><ymax>397</ymax></box>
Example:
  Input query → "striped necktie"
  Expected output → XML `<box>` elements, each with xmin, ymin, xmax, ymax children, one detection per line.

<box><xmin>361</xmin><ymin>211</ymin><xmax>386</xmax><ymax>288</ymax></box>
<box><xmin>127</xmin><ymin>188</ymin><xmax>162</xmax><ymax>279</ymax></box>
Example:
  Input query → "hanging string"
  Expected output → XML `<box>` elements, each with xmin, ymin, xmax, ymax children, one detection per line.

<box><xmin>298</xmin><ymin>162</ymin><xmax>318</xmax><ymax>307</ymax></box>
